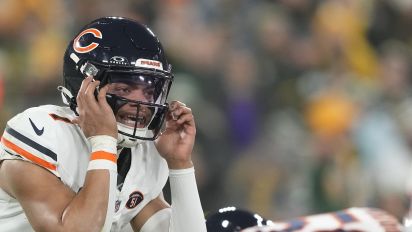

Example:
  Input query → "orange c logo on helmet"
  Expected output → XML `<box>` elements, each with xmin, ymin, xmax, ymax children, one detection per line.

<box><xmin>73</xmin><ymin>28</ymin><xmax>102</xmax><ymax>53</ymax></box>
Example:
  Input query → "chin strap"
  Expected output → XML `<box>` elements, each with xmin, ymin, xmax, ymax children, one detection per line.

<box><xmin>57</xmin><ymin>85</ymin><xmax>73</xmax><ymax>105</ymax></box>
<box><xmin>57</xmin><ymin>86</ymin><xmax>79</xmax><ymax>116</ymax></box>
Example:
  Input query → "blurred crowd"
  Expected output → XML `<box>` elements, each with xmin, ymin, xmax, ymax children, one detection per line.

<box><xmin>1</xmin><ymin>0</ymin><xmax>412</xmax><ymax>222</ymax></box>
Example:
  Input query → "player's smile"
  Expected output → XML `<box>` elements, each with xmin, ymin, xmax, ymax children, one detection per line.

<box><xmin>116</xmin><ymin>107</ymin><xmax>152</xmax><ymax>128</ymax></box>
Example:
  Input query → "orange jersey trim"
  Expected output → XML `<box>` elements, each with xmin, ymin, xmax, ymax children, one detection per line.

<box><xmin>1</xmin><ymin>137</ymin><xmax>57</xmax><ymax>171</ymax></box>
<box><xmin>49</xmin><ymin>113</ymin><xmax>73</xmax><ymax>124</ymax></box>
<box><xmin>90</xmin><ymin>151</ymin><xmax>117</xmax><ymax>163</ymax></box>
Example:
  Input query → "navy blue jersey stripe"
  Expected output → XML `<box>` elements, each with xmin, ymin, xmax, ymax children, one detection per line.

<box><xmin>5</xmin><ymin>126</ymin><xmax>57</xmax><ymax>161</ymax></box>
<box><xmin>4</xmin><ymin>148</ymin><xmax>23</xmax><ymax>159</ymax></box>
<box><xmin>4</xmin><ymin>148</ymin><xmax>16</xmax><ymax>156</ymax></box>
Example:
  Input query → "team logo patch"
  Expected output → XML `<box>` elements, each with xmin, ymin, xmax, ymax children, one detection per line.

<box><xmin>115</xmin><ymin>200</ymin><xmax>121</xmax><ymax>212</ymax></box>
<box><xmin>125</xmin><ymin>191</ymin><xmax>144</xmax><ymax>209</ymax></box>
<box><xmin>73</xmin><ymin>28</ymin><xmax>102</xmax><ymax>53</ymax></box>
<box><xmin>135</xmin><ymin>58</ymin><xmax>163</xmax><ymax>70</ymax></box>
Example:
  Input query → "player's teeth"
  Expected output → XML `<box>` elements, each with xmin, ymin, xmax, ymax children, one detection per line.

<box><xmin>119</xmin><ymin>114</ymin><xmax>146</xmax><ymax>126</ymax></box>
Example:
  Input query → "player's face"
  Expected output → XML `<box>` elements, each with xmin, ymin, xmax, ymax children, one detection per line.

<box><xmin>107</xmin><ymin>81</ymin><xmax>155</xmax><ymax>128</ymax></box>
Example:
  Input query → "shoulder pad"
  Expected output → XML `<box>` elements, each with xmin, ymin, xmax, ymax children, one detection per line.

<box><xmin>1</xmin><ymin>106</ymin><xmax>75</xmax><ymax>177</ymax></box>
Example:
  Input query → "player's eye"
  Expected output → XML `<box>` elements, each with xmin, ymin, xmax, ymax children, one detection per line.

<box><xmin>118</xmin><ymin>87</ymin><xmax>131</xmax><ymax>93</ymax></box>
<box><xmin>144</xmin><ymin>88</ymin><xmax>155</xmax><ymax>102</ymax></box>
<box><xmin>109</xmin><ymin>84</ymin><xmax>131</xmax><ymax>96</ymax></box>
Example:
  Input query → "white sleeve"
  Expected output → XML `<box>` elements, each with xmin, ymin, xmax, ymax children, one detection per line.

<box><xmin>140</xmin><ymin>167</ymin><xmax>207</xmax><ymax>232</ymax></box>
<box><xmin>168</xmin><ymin>167</ymin><xmax>207</xmax><ymax>232</ymax></box>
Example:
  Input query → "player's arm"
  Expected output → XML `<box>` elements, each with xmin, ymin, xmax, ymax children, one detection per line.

<box><xmin>0</xmin><ymin>159</ymin><xmax>112</xmax><ymax>232</ymax></box>
<box><xmin>129</xmin><ymin>167</ymin><xmax>206</xmax><ymax>232</ymax></box>
<box><xmin>130</xmin><ymin>101</ymin><xmax>206</xmax><ymax>232</ymax></box>
<box><xmin>129</xmin><ymin>165</ymin><xmax>206</xmax><ymax>232</ymax></box>
<box><xmin>129</xmin><ymin>195</ymin><xmax>170</xmax><ymax>231</ymax></box>
<box><xmin>0</xmin><ymin>77</ymin><xmax>118</xmax><ymax>231</ymax></box>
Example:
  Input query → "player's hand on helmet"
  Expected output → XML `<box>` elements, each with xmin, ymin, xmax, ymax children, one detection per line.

<box><xmin>155</xmin><ymin>100</ymin><xmax>195</xmax><ymax>169</ymax></box>
<box><xmin>72</xmin><ymin>76</ymin><xmax>118</xmax><ymax>139</ymax></box>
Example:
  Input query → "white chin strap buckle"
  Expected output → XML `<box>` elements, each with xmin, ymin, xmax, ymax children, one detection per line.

<box><xmin>57</xmin><ymin>86</ymin><xmax>74</xmax><ymax>105</ymax></box>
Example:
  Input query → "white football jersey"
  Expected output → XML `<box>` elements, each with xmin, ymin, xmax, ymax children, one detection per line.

<box><xmin>0</xmin><ymin>105</ymin><xmax>169</xmax><ymax>232</ymax></box>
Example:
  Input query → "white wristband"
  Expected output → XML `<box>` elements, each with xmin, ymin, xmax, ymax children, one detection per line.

<box><xmin>88</xmin><ymin>135</ymin><xmax>117</xmax><ymax>154</ymax></box>
<box><xmin>87</xmin><ymin>135</ymin><xmax>117</xmax><ymax>171</ymax></box>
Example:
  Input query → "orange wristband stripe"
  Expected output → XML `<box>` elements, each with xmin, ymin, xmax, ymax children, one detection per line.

<box><xmin>90</xmin><ymin>151</ymin><xmax>117</xmax><ymax>163</ymax></box>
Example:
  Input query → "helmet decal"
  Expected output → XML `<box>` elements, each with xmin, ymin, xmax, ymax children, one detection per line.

<box><xmin>135</xmin><ymin>58</ymin><xmax>163</xmax><ymax>70</ymax></box>
<box><xmin>73</xmin><ymin>28</ymin><xmax>103</xmax><ymax>53</ymax></box>
<box><xmin>109</xmin><ymin>56</ymin><xmax>129</xmax><ymax>65</ymax></box>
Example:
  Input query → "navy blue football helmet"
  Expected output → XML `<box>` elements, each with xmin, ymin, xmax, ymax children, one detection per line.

<box><xmin>61</xmin><ymin>17</ymin><xmax>173</xmax><ymax>146</ymax></box>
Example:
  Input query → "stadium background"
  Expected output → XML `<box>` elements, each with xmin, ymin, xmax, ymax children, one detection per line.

<box><xmin>0</xmin><ymin>0</ymin><xmax>412</xmax><ymax>222</ymax></box>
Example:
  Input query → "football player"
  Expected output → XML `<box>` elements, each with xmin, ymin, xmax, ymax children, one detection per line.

<box><xmin>0</xmin><ymin>17</ymin><xmax>206</xmax><ymax>232</ymax></box>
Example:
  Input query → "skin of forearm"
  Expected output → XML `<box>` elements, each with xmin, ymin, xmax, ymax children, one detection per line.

<box><xmin>59</xmin><ymin>170</ymin><xmax>110</xmax><ymax>232</ymax></box>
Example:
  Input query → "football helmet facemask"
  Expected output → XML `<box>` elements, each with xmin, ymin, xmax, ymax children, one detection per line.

<box><xmin>61</xmin><ymin>17</ymin><xmax>173</xmax><ymax>147</ymax></box>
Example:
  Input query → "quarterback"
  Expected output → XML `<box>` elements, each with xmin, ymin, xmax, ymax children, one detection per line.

<box><xmin>0</xmin><ymin>17</ymin><xmax>206</xmax><ymax>231</ymax></box>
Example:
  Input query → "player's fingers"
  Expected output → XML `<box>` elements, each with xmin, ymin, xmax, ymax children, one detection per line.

<box><xmin>84</xmin><ymin>79</ymin><xmax>100</xmax><ymax>98</ymax></box>
<box><xmin>77</xmin><ymin>76</ymin><xmax>94</xmax><ymax>97</ymax></box>
<box><xmin>76</xmin><ymin>76</ymin><xmax>93</xmax><ymax>108</ymax></box>
<box><xmin>176</xmin><ymin>112</ymin><xmax>195</xmax><ymax>126</ymax></box>
<box><xmin>170</xmin><ymin>103</ymin><xmax>191</xmax><ymax>120</ymax></box>
<box><xmin>83</xmin><ymin>79</ymin><xmax>101</xmax><ymax>110</ymax></box>
<box><xmin>164</xmin><ymin>109</ymin><xmax>192</xmax><ymax>129</ymax></box>
<box><xmin>169</xmin><ymin>100</ymin><xmax>186</xmax><ymax>110</ymax></box>
<box><xmin>71</xmin><ymin>116</ymin><xmax>80</xmax><ymax>124</ymax></box>
<box><xmin>97</xmin><ymin>85</ymin><xmax>111</xmax><ymax>109</ymax></box>
<box><xmin>78</xmin><ymin>76</ymin><xmax>93</xmax><ymax>95</ymax></box>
